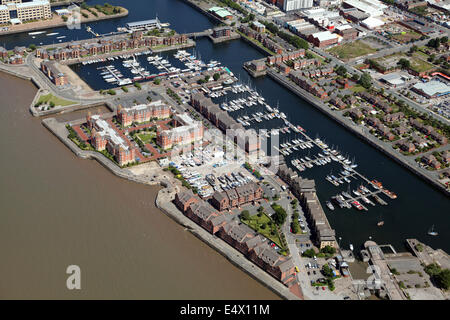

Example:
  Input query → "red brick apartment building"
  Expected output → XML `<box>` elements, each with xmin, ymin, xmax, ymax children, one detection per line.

<box><xmin>36</xmin><ymin>31</ymin><xmax>187</xmax><ymax>61</ymax></box>
<box><xmin>174</xmin><ymin>190</ymin><xmax>297</xmax><ymax>288</ymax></box>
<box><xmin>117</xmin><ymin>100</ymin><xmax>171</xmax><ymax>127</ymax></box>
<box><xmin>211</xmin><ymin>182</ymin><xmax>263</xmax><ymax>211</ymax></box>
<box><xmin>190</xmin><ymin>93</ymin><xmax>261</xmax><ymax>154</ymax></box>
<box><xmin>156</xmin><ymin>113</ymin><xmax>203</xmax><ymax>149</ymax></box>
<box><xmin>86</xmin><ymin>114</ymin><xmax>136</xmax><ymax>166</ymax></box>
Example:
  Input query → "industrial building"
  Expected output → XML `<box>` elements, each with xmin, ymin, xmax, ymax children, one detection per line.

<box><xmin>342</xmin><ymin>0</ymin><xmax>387</xmax><ymax>17</ymax></box>
<box><xmin>208</xmin><ymin>6</ymin><xmax>233</xmax><ymax>20</ymax></box>
<box><xmin>412</xmin><ymin>80</ymin><xmax>450</xmax><ymax>98</ymax></box>
<box><xmin>360</xmin><ymin>16</ymin><xmax>385</xmax><ymax>29</ymax></box>
<box><xmin>280</xmin><ymin>0</ymin><xmax>314</xmax><ymax>12</ymax></box>
<box><xmin>308</xmin><ymin>30</ymin><xmax>339</xmax><ymax>47</ymax></box>
<box><xmin>126</xmin><ymin>18</ymin><xmax>161</xmax><ymax>31</ymax></box>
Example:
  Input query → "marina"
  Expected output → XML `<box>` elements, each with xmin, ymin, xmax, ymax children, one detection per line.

<box><xmin>4</xmin><ymin>0</ymin><xmax>444</xmax><ymax>255</ymax></box>
<box><xmin>72</xmin><ymin>49</ymin><xmax>232</xmax><ymax>90</ymax></box>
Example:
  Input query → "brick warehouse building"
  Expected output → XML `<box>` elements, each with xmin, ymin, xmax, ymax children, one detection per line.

<box><xmin>156</xmin><ymin>113</ymin><xmax>203</xmax><ymax>150</ymax></box>
<box><xmin>40</xmin><ymin>60</ymin><xmax>68</xmax><ymax>87</ymax></box>
<box><xmin>117</xmin><ymin>100</ymin><xmax>171</xmax><ymax>127</ymax></box>
<box><xmin>211</xmin><ymin>182</ymin><xmax>263</xmax><ymax>211</ymax></box>
<box><xmin>87</xmin><ymin>114</ymin><xmax>136</xmax><ymax>166</ymax></box>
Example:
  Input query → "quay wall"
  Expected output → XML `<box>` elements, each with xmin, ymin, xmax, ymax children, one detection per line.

<box><xmin>42</xmin><ymin>116</ymin><xmax>300</xmax><ymax>300</ymax></box>
<box><xmin>59</xmin><ymin>40</ymin><xmax>196</xmax><ymax>66</ymax></box>
<box><xmin>179</xmin><ymin>0</ymin><xmax>225</xmax><ymax>25</ymax></box>
<box><xmin>50</xmin><ymin>0</ymin><xmax>83</xmax><ymax>6</ymax></box>
<box><xmin>0</xmin><ymin>10</ymin><xmax>129</xmax><ymax>37</ymax></box>
<box><xmin>266</xmin><ymin>69</ymin><xmax>450</xmax><ymax>197</ymax></box>
<box><xmin>236</xmin><ymin>31</ymin><xmax>273</xmax><ymax>56</ymax></box>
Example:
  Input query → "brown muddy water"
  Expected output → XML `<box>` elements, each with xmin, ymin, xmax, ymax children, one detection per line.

<box><xmin>0</xmin><ymin>72</ymin><xmax>279</xmax><ymax>299</ymax></box>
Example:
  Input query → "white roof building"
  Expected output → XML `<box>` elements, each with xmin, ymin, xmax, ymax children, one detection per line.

<box><xmin>312</xmin><ymin>30</ymin><xmax>339</xmax><ymax>41</ymax></box>
<box><xmin>361</xmin><ymin>17</ymin><xmax>385</xmax><ymax>29</ymax></box>
<box><xmin>343</xmin><ymin>0</ymin><xmax>387</xmax><ymax>17</ymax></box>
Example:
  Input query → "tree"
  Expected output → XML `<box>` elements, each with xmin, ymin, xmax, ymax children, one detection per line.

<box><xmin>335</xmin><ymin>65</ymin><xmax>347</xmax><ymax>77</ymax></box>
<box><xmin>397</xmin><ymin>58</ymin><xmax>411</xmax><ymax>70</ymax></box>
<box><xmin>436</xmin><ymin>269</ymin><xmax>450</xmax><ymax>290</ymax></box>
<box><xmin>359</xmin><ymin>72</ymin><xmax>372</xmax><ymax>89</ymax></box>
<box><xmin>320</xmin><ymin>245</ymin><xmax>336</xmax><ymax>255</ymax></box>
<box><xmin>28</xmin><ymin>44</ymin><xmax>36</xmax><ymax>51</ymax></box>
<box><xmin>271</xmin><ymin>203</ymin><xmax>286</xmax><ymax>226</ymax></box>
<box><xmin>213</xmin><ymin>73</ymin><xmax>220</xmax><ymax>81</ymax></box>
<box><xmin>322</xmin><ymin>264</ymin><xmax>334</xmax><ymax>278</ymax></box>
<box><xmin>427</xmin><ymin>38</ymin><xmax>440</xmax><ymax>49</ymax></box>
<box><xmin>154</xmin><ymin>78</ymin><xmax>161</xmax><ymax>85</ymax></box>
<box><xmin>240</xmin><ymin>210</ymin><xmax>250</xmax><ymax>220</ymax></box>
<box><xmin>302</xmin><ymin>249</ymin><xmax>315</xmax><ymax>258</ymax></box>
<box><xmin>409</xmin><ymin>45</ymin><xmax>418</xmax><ymax>53</ymax></box>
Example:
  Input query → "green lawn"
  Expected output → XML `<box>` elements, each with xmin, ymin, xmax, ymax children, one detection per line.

<box><xmin>137</xmin><ymin>132</ymin><xmax>155</xmax><ymax>144</ymax></box>
<box><xmin>351</xmin><ymin>85</ymin><xmax>366</xmax><ymax>93</ymax></box>
<box><xmin>327</xmin><ymin>41</ymin><xmax>377</xmax><ymax>60</ymax></box>
<box><xmin>37</xmin><ymin>94</ymin><xmax>75</xmax><ymax>107</ymax></box>
<box><xmin>241</xmin><ymin>212</ymin><xmax>283</xmax><ymax>248</ymax></box>
<box><xmin>374</xmin><ymin>53</ymin><xmax>435</xmax><ymax>73</ymax></box>
<box><xmin>391</xmin><ymin>30</ymin><xmax>422</xmax><ymax>43</ymax></box>
<box><xmin>410</xmin><ymin>57</ymin><xmax>435</xmax><ymax>73</ymax></box>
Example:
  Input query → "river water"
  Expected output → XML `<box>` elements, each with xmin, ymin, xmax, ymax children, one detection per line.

<box><xmin>0</xmin><ymin>72</ymin><xmax>278</xmax><ymax>299</ymax></box>
<box><xmin>0</xmin><ymin>0</ymin><xmax>449</xmax><ymax>298</ymax></box>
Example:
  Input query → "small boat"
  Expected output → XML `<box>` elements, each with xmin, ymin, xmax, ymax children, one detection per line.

<box><xmin>377</xmin><ymin>221</ymin><xmax>385</xmax><ymax>227</ymax></box>
<box><xmin>349</xmin><ymin>244</ymin><xmax>354</xmax><ymax>251</ymax></box>
<box><xmin>326</xmin><ymin>201</ymin><xmax>335</xmax><ymax>211</ymax></box>
<box><xmin>428</xmin><ymin>225</ymin><xmax>438</xmax><ymax>236</ymax></box>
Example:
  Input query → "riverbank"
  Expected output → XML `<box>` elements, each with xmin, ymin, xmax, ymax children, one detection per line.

<box><xmin>0</xmin><ymin>67</ymin><xmax>279</xmax><ymax>299</ymax></box>
<box><xmin>42</xmin><ymin>116</ymin><xmax>300</xmax><ymax>300</ymax></box>
<box><xmin>266</xmin><ymin>69</ymin><xmax>450</xmax><ymax>198</ymax></box>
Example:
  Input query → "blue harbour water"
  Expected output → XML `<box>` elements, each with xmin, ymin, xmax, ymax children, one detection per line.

<box><xmin>2</xmin><ymin>0</ymin><xmax>449</xmax><ymax>253</ymax></box>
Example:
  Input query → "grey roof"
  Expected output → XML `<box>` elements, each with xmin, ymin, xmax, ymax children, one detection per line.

<box><xmin>190</xmin><ymin>201</ymin><xmax>218</xmax><ymax>221</ymax></box>
<box><xmin>177</xmin><ymin>189</ymin><xmax>196</xmax><ymax>204</ymax></box>
<box><xmin>212</xmin><ymin>191</ymin><xmax>228</xmax><ymax>203</ymax></box>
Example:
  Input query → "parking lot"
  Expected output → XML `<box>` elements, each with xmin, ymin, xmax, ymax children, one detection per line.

<box><xmin>168</xmin><ymin>138</ymin><xmax>259</xmax><ymax>198</ymax></box>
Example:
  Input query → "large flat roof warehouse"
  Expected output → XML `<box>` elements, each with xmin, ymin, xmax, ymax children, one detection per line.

<box><xmin>380</xmin><ymin>73</ymin><xmax>406</xmax><ymax>86</ymax></box>
<box><xmin>208</xmin><ymin>6</ymin><xmax>233</xmax><ymax>19</ymax></box>
<box><xmin>312</xmin><ymin>31</ymin><xmax>338</xmax><ymax>42</ymax></box>
<box><xmin>412</xmin><ymin>81</ymin><xmax>450</xmax><ymax>98</ymax></box>
<box><xmin>126</xmin><ymin>18</ymin><xmax>160</xmax><ymax>30</ymax></box>
<box><xmin>343</xmin><ymin>0</ymin><xmax>387</xmax><ymax>17</ymax></box>
<box><xmin>361</xmin><ymin>16</ymin><xmax>385</xmax><ymax>29</ymax></box>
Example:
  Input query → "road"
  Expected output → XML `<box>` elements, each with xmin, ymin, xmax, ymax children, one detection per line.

<box><xmin>310</xmin><ymin>45</ymin><xmax>450</xmax><ymax>127</ymax></box>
